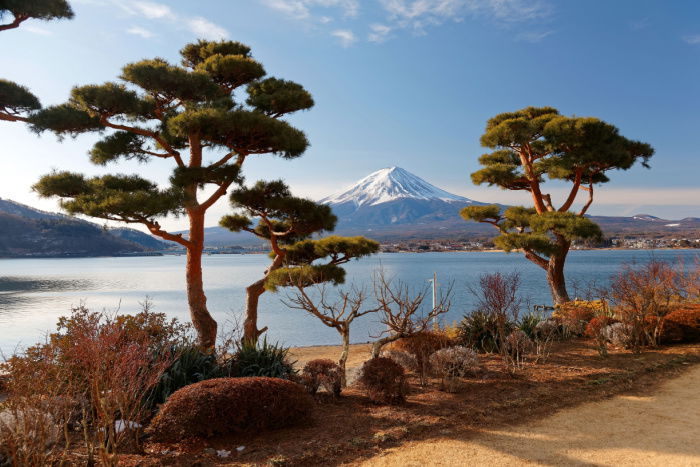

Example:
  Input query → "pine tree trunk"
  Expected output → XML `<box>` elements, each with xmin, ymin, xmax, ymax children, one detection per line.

<box><xmin>186</xmin><ymin>212</ymin><xmax>217</xmax><ymax>349</ymax></box>
<box><xmin>338</xmin><ymin>328</ymin><xmax>350</xmax><ymax>388</ymax></box>
<box><xmin>243</xmin><ymin>279</ymin><xmax>267</xmax><ymax>344</ymax></box>
<box><xmin>546</xmin><ymin>251</ymin><xmax>571</xmax><ymax>305</ymax></box>
<box><xmin>242</xmin><ymin>255</ymin><xmax>284</xmax><ymax>344</ymax></box>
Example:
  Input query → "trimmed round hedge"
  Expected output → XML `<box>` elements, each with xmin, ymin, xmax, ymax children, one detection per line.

<box><xmin>148</xmin><ymin>377</ymin><xmax>313</xmax><ymax>441</ymax></box>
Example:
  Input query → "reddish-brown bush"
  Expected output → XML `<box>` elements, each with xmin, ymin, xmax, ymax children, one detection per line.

<box><xmin>301</xmin><ymin>359</ymin><xmax>342</xmax><ymax>396</ymax></box>
<box><xmin>553</xmin><ymin>300</ymin><xmax>602</xmax><ymax>336</ymax></box>
<box><xmin>660</xmin><ymin>305</ymin><xmax>700</xmax><ymax>343</ymax></box>
<box><xmin>584</xmin><ymin>317</ymin><xmax>619</xmax><ymax>339</ymax></box>
<box><xmin>357</xmin><ymin>357</ymin><xmax>407</xmax><ymax>405</ymax></box>
<box><xmin>148</xmin><ymin>377</ymin><xmax>313</xmax><ymax>441</ymax></box>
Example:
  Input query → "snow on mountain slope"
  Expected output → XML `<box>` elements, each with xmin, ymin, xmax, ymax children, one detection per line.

<box><xmin>320</xmin><ymin>167</ymin><xmax>473</xmax><ymax>208</ymax></box>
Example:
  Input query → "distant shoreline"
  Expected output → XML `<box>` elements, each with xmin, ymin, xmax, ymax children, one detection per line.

<box><xmin>1</xmin><ymin>247</ymin><xmax>698</xmax><ymax>260</ymax></box>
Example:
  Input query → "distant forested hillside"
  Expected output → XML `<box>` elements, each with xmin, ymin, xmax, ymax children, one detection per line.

<box><xmin>0</xmin><ymin>199</ymin><xmax>166</xmax><ymax>257</ymax></box>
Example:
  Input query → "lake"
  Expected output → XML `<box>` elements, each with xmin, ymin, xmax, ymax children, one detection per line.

<box><xmin>1</xmin><ymin>249</ymin><xmax>697</xmax><ymax>355</ymax></box>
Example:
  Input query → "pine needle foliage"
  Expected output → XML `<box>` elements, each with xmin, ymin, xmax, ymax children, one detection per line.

<box><xmin>462</xmin><ymin>106</ymin><xmax>654</xmax><ymax>304</ymax></box>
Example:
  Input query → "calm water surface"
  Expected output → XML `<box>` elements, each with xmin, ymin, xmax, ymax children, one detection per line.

<box><xmin>0</xmin><ymin>250</ymin><xmax>697</xmax><ymax>354</ymax></box>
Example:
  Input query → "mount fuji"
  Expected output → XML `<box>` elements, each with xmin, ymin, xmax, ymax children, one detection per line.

<box><xmin>319</xmin><ymin>167</ymin><xmax>494</xmax><ymax>238</ymax></box>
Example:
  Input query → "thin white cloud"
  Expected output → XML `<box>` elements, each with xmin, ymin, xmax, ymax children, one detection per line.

<box><xmin>332</xmin><ymin>29</ymin><xmax>357</xmax><ymax>47</ymax></box>
<box><xmin>683</xmin><ymin>34</ymin><xmax>700</xmax><ymax>45</ymax></box>
<box><xmin>130</xmin><ymin>1</ymin><xmax>175</xmax><ymax>19</ymax></box>
<box><xmin>126</xmin><ymin>25</ymin><xmax>155</xmax><ymax>38</ymax></box>
<box><xmin>85</xmin><ymin>1</ymin><xmax>229</xmax><ymax>40</ymax></box>
<box><xmin>368</xmin><ymin>23</ymin><xmax>392</xmax><ymax>42</ymax></box>
<box><xmin>516</xmin><ymin>30</ymin><xmax>554</xmax><ymax>43</ymax></box>
<box><xmin>263</xmin><ymin>0</ymin><xmax>359</xmax><ymax>20</ymax></box>
<box><xmin>187</xmin><ymin>17</ymin><xmax>229</xmax><ymax>40</ymax></box>
<box><xmin>380</xmin><ymin>0</ymin><xmax>551</xmax><ymax>31</ymax></box>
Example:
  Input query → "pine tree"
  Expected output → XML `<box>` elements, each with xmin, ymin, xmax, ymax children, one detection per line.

<box><xmin>30</xmin><ymin>40</ymin><xmax>314</xmax><ymax>348</ymax></box>
<box><xmin>220</xmin><ymin>180</ymin><xmax>379</xmax><ymax>343</ymax></box>
<box><xmin>462</xmin><ymin>106</ymin><xmax>654</xmax><ymax>304</ymax></box>
<box><xmin>0</xmin><ymin>0</ymin><xmax>73</xmax><ymax>122</ymax></box>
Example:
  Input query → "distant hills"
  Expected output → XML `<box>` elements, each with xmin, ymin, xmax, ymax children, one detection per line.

<box><xmin>188</xmin><ymin>167</ymin><xmax>700</xmax><ymax>245</ymax></box>
<box><xmin>0</xmin><ymin>198</ymin><xmax>167</xmax><ymax>258</ymax></box>
<box><xmin>3</xmin><ymin>167</ymin><xmax>699</xmax><ymax>255</ymax></box>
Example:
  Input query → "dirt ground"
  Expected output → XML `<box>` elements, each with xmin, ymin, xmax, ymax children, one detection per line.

<box><xmin>363</xmin><ymin>364</ymin><xmax>700</xmax><ymax>466</ymax></box>
<box><xmin>134</xmin><ymin>340</ymin><xmax>700</xmax><ymax>466</ymax></box>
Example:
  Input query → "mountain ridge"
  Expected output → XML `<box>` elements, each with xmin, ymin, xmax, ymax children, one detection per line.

<box><xmin>0</xmin><ymin>198</ymin><xmax>168</xmax><ymax>257</ymax></box>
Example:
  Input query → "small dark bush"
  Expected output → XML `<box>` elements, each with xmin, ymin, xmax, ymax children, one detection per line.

<box><xmin>357</xmin><ymin>357</ymin><xmax>406</xmax><ymax>405</ymax></box>
<box><xmin>300</xmin><ymin>359</ymin><xmax>342</xmax><ymax>396</ymax></box>
<box><xmin>660</xmin><ymin>306</ymin><xmax>700</xmax><ymax>343</ymax></box>
<box><xmin>147</xmin><ymin>377</ymin><xmax>313</xmax><ymax>441</ymax></box>
<box><xmin>230</xmin><ymin>338</ymin><xmax>295</xmax><ymax>379</ymax></box>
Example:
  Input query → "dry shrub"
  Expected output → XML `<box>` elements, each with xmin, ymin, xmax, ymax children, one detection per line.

<box><xmin>607</xmin><ymin>261</ymin><xmax>682</xmax><ymax>351</ymax></box>
<box><xmin>357</xmin><ymin>357</ymin><xmax>407</xmax><ymax>405</ymax></box>
<box><xmin>503</xmin><ymin>330</ymin><xmax>534</xmax><ymax>369</ymax></box>
<box><xmin>585</xmin><ymin>316</ymin><xmax>619</xmax><ymax>356</ymax></box>
<box><xmin>1</xmin><ymin>305</ymin><xmax>177</xmax><ymax>466</ymax></box>
<box><xmin>660</xmin><ymin>305</ymin><xmax>700</xmax><ymax>344</ymax></box>
<box><xmin>300</xmin><ymin>359</ymin><xmax>342</xmax><ymax>396</ymax></box>
<box><xmin>553</xmin><ymin>300</ymin><xmax>605</xmax><ymax>337</ymax></box>
<box><xmin>389</xmin><ymin>331</ymin><xmax>452</xmax><ymax>384</ymax></box>
<box><xmin>148</xmin><ymin>377</ymin><xmax>313</xmax><ymax>441</ymax></box>
<box><xmin>461</xmin><ymin>272</ymin><xmax>522</xmax><ymax>354</ymax></box>
<box><xmin>428</xmin><ymin>346</ymin><xmax>479</xmax><ymax>393</ymax></box>
<box><xmin>379</xmin><ymin>349</ymin><xmax>418</xmax><ymax>373</ymax></box>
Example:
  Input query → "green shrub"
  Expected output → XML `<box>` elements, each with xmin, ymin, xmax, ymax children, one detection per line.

<box><xmin>148</xmin><ymin>377</ymin><xmax>313</xmax><ymax>441</ymax></box>
<box><xmin>230</xmin><ymin>338</ymin><xmax>295</xmax><ymax>379</ymax></box>
<box><xmin>146</xmin><ymin>345</ymin><xmax>221</xmax><ymax>408</ymax></box>
<box><xmin>458</xmin><ymin>311</ymin><xmax>515</xmax><ymax>353</ymax></box>
<box><xmin>518</xmin><ymin>313</ymin><xmax>543</xmax><ymax>339</ymax></box>
<box><xmin>357</xmin><ymin>357</ymin><xmax>407</xmax><ymax>405</ymax></box>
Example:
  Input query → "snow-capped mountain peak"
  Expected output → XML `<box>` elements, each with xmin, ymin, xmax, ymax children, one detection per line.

<box><xmin>320</xmin><ymin>166</ymin><xmax>471</xmax><ymax>208</ymax></box>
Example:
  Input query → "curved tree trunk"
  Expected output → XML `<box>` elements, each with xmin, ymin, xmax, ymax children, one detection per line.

<box><xmin>186</xmin><ymin>212</ymin><xmax>217</xmax><ymax>349</ymax></box>
<box><xmin>242</xmin><ymin>255</ymin><xmax>285</xmax><ymax>344</ymax></box>
<box><xmin>243</xmin><ymin>279</ymin><xmax>268</xmax><ymax>344</ymax></box>
<box><xmin>546</xmin><ymin>249</ymin><xmax>571</xmax><ymax>305</ymax></box>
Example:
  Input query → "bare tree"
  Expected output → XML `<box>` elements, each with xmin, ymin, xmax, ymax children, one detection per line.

<box><xmin>370</xmin><ymin>270</ymin><xmax>452</xmax><ymax>358</ymax></box>
<box><xmin>284</xmin><ymin>284</ymin><xmax>379</xmax><ymax>387</ymax></box>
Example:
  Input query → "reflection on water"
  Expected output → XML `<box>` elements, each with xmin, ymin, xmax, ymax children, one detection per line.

<box><xmin>0</xmin><ymin>250</ymin><xmax>697</xmax><ymax>355</ymax></box>
<box><xmin>0</xmin><ymin>277</ymin><xmax>95</xmax><ymax>311</ymax></box>
<box><xmin>0</xmin><ymin>276</ymin><xmax>94</xmax><ymax>294</ymax></box>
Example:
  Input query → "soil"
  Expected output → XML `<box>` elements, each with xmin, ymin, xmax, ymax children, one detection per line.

<box><xmin>116</xmin><ymin>339</ymin><xmax>700</xmax><ymax>466</ymax></box>
<box><xmin>364</xmin><ymin>364</ymin><xmax>700</xmax><ymax>466</ymax></box>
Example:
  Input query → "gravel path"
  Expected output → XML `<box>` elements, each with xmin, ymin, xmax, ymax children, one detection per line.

<box><xmin>362</xmin><ymin>364</ymin><xmax>700</xmax><ymax>466</ymax></box>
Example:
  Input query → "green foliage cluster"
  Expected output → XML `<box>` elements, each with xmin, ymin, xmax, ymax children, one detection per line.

<box><xmin>473</xmin><ymin>106</ymin><xmax>653</xmax><ymax>190</ymax></box>
<box><xmin>0</xmin><ymin>0</ymin><xmax>73</xmax><ymax>22</ymax></box>
<box><xmin>462</xmin><ymin>205</ymin><xmax>603</xmax><ymax>258</ymax></box>
<box><xmin>30</xmin><ymin>39</ymin><xmax>314</xmax><ymax>233</ymax></box>
<box><xmin>229</xmin><ymin>338</ymin><xmax>296</xmax><ymax>379</ymax></box>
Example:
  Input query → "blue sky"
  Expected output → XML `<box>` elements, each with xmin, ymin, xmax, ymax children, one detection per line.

<box><xmin>1</xmin><ymin>0</ymin><xmax>699</xmax><ymax>230</ymax></box>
